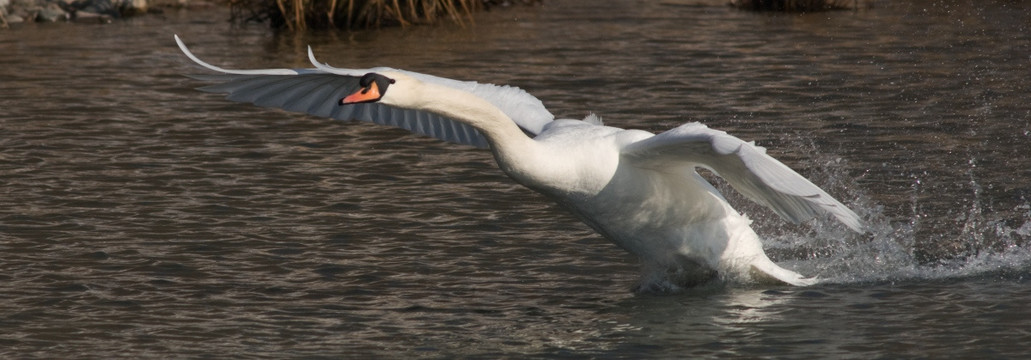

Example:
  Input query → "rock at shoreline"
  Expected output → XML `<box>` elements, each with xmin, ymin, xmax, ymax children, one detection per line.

<box><xmin>1</xmin><ymin>0</ymin><xmax>154</xmax><ymax>25</ymax></box>
<box><xmin>37</xmin><ymin>2</ymin><xmax>67</xmax><ymax>21</ymax></box>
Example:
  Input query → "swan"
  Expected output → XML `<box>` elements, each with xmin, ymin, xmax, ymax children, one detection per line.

<box><xmin>174</xmin><ymin>35</ymin><xmax>864</xmax><ymax>292</ymax></box>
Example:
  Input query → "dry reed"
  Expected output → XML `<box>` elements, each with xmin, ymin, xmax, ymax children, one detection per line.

<box><xmin>231</xmin><ymin>0</ymin><xmax>534</xmax><ymax>30</ymax></box>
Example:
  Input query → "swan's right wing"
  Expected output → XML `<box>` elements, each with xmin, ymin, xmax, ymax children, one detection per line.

<box><xmin>190</xmin><ymin>71</ymin><xmax>492</xmax><ymax>148</ymax></box>
<box><xmin>174</xmin><ymin>35</ymin><xmax>554</xmax><ymax>148</ymax></box>
<box><xmin>621</xmin><ymin>122</ymin><xmax>865</xmax><ymax>233</ymax></box>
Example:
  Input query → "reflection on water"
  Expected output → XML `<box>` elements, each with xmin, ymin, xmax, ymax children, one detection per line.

<box><xmin>1</xmin><ymin>0</ymin><xmax>1030</xmax><ymax>357</ymax></box>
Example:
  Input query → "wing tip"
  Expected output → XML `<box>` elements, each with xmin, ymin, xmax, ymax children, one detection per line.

<box><xmin>307</xmin><ymin>46</ymin><xmax>323</xmax><ymax>69</ymax></box>
<box><xmin>174</xmin><ymin>34</ymin><xmax>213</xmax><ymax>72</ymax></box>
<box><xmin>174</xmin><ymin>35</ymin><xmax>303</xmax><ymax>76</ymax></box>
<box><xmin>822</xmin><ymin>202</ymin><xmax>866</xmax><ymax>234</ymax></box>
<box><xmin>841</xmin><ymin>213</ymin><xmax>867</xmax><ymax>234</ymax></box>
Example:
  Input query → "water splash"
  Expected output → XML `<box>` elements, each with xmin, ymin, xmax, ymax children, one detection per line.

<box><xmin>767</xmin><ymin>153</ymin><xmax>1031</xmax><ymax>285</ymax></box>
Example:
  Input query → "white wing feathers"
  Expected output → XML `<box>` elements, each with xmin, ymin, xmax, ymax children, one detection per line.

<box><xmin>622</xmin><ymin>122</ymin><xmax>865</xmax><ymax>233</ymax></box>
<box><xmin>174</xmin><ymin>35</ymin><xmax>553</xmax><ymax>148</ymax></box>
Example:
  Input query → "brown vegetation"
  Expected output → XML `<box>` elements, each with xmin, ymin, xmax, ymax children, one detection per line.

<box><xmin>229</xmin><ymin>0</ymin><xmax>538</xmax><ymax>30</ymax></box>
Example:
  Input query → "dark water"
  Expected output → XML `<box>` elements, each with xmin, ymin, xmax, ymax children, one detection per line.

<box><xmin>2</xmin><ymin>0</ymin><xmax>1030</xmax><ymax>357</ymax></box>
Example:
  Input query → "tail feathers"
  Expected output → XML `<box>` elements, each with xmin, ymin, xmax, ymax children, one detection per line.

<box><xmin>749</xmin><ymin>261</ymin><xmax>818</xmax><ymax>286</ymax></box>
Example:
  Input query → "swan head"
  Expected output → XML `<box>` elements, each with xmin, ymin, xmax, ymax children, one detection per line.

<box><xmin>340</xmin><ymin>72</ymin><xmax>398</xmax><ymax>105</ymax></box>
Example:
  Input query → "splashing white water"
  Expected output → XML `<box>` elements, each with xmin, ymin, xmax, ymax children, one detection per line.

<box><xmin>764</xmin><ymin>155</ymin><xmax>1031</xmax><ymax>285</ymax></box>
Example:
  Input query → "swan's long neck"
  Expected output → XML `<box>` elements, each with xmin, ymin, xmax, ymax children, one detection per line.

<box><xmin>409</xmin><ymin>83</ymin><xmax>541</xmax><ymax>180</ymax></box>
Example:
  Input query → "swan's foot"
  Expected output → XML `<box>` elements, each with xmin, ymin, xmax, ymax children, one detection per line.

<box><xmin>633</xmin><ymin>257</ymin><xmax>719</xmax><ymax>294</ymax></box>
<box><xmin>631</xmin><ymin>277</ymin><xmax>719</xmax><ymax>294</ymax></box>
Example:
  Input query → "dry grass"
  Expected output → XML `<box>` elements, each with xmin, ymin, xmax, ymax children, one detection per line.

<box><xmin>231</xmin><ymin>0</ymin><xmax>536</xmax><ymax>30</ymax></box>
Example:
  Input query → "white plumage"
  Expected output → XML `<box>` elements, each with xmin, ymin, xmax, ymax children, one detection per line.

<box><xmin>175</xmin><ymin>35</ymin><xmax>864</xmax><ymax>292</ymax></box>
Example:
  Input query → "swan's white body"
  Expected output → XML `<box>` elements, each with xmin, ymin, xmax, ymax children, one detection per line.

<box><xmin>175</xmin><ymin>35</ymin><xmax>864</xmax><ymax>291</ymax></box>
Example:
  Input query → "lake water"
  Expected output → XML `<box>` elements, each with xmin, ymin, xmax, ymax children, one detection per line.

<box><xmin>2</xmin><ymin>0</ymin><xmax>1030</xmax><ymax>357</ymax></box>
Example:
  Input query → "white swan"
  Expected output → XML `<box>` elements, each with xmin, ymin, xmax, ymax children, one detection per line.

<box><xmin>174</xmin><ymin>35</ymin><xmax>864</xmax><ymax>292</ymax></box>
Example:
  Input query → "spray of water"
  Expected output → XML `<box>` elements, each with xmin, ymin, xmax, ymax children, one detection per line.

<box><xmin>753</xmin><ymin>143</ymin><xmax>1031</xmax><ymax>285</ymax></box>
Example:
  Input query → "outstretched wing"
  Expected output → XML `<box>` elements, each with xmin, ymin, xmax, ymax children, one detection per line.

<box><xmin>621</xmin><ymin>122</ymin><xmax>864</xmax><ymax>233</ymax></box>
<box><xmin>174</xmin><ymin>35</ymin><xmax>554</xmax><ymax>149</ymax></box>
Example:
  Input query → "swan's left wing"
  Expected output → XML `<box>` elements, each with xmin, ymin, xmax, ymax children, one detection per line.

<box><xmin>621</xmin><ymin>122</ymin><xmax>865</xmax><ymax>233</ymax></box>
<box><xmin>174</xmin><ymin>35</ymin><xmax>554</xmax><ymax>148</ymax></box>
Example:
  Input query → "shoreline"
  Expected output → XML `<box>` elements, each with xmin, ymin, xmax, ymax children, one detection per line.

<box><xmin>3</xmin><ymin>0</ymin><xmax>875</xmax><ymax>30</ymax></box>
<box><xmin>0</xmin><ymin>0</ymin><xmax>222</xmax><ymax>27</ymax></box>
<box><xmin>0</xmin><ymin>0</ymin><xmax>522</xmax><ymax>29</ymax></box>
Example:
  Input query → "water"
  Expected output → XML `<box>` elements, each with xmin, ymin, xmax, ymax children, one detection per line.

<box><xmin>2</xmin><ymin>0</ymin><xmax>1030</xmax><ymax>357</ymax></box>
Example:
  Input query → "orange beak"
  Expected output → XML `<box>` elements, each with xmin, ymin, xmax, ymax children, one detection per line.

<box><xmin>341</xmin><ymin>82</ymin><xmax>382</xmax><ymax>105</ymax></box>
